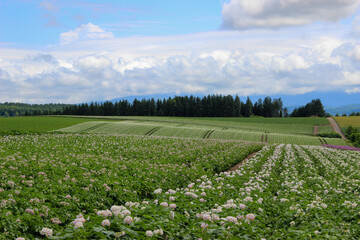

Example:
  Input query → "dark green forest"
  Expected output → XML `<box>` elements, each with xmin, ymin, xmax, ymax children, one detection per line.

<box><xmin>345</xmin><ymin>126</ymin><xmax>360</xmax><ymax>147</ymax></box>
<box><xmin>0</xmin><ymin>102</ymin><xmax>70</xmax><ymax>117</ymax></box>
<box><xmin>61</xmin><ymin>95</ymin><xmax>285</xmax><ymax>117</ymax></box>
<box><xmin>1</xmin><ymin>95</ymin><xmax>326</xmax><ymax>118</ymax></box>
<box><xmin>290</xmin><ymin>99</ymin><xmax>327</xmax><ymax>117</ymax></box>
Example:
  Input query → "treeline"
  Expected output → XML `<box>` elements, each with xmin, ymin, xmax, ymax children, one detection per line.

<box><xmin>335</xmin><ymin>112</ymin><xmax>360</xmax><ymax>117</ymax></box>
<box><xmin>290</xmin><ymin>99</ymin><xmax>327</xmax><ymax>117</ymax></box>
<box><xmin>0</xmin><ymin>102</ymin><xmax>69</xmax><ymax>117</ymax></box>
<box><xmin>1</xmin><ymin>96</ymin><xmax>327</xmax><ymax>118</ymax></box>
<box><xmin>345</xmin><ymin>126</ymin><xmax>360</xmax><ymax>148</ymax></box>
<box><xmin>61</xmin><ymin>95</ymin><xmax>286</xmax><ymax>118</ymax></box>
<box><xmin>349</xmin><ymin>112</ymin><xmax>360</xmax><ymax>116</ymax></box>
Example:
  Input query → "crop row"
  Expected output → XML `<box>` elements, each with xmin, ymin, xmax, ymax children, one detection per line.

<box><xmin>51</xmin><ymin>143</ymin><xmax>360</xmax><ymax>239</ymax></box>
<box><xmin>317</xmin><ymin>125</ymin><xmax>334</xmax><ymax>134</ymax></box>
<box><xmin>4</xmin><ymin>138</ymin><xmax>359</xmax><ymax>239</ymax></box>
<box><xmin>64</xmin><ymin>115</ymin><xmax>330</xmax><ymax>135</ymax></box>
<box><xmin>58</xmin><ymin>121</ymin><xmax>348</xmax><ymax>146</ymax></box>
<box><xmin>2</xmin><ymin>134</ymin><xmax>360</xmax><ymax>238</ymax></box>
<box><xmin>0</xmin><ymin>134</ymin><xmax>261</xmax><ymax>239</ymax></box>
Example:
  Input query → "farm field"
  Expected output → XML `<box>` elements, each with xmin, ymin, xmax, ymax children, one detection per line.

<box><xmin>1</xmin><ymin>134</ymin><xmax>360</xmax><ymax>239</ymax></box>
<box><xmin>0</xmin><ymin>134</ymin><xmax>261</xmax><ymax>239</ymax></box>
<box><xmin>3</xmin><ymin>0</ymin><xmax>360</xmax><ymax>239</ymax></box>
<box><xmin>62</xmin><ymin>115</ymin><xmax>330</xmax><ymax>136</ymax></box>
<box><xmin>57</xmin><ymin>116</ymin><xmax>347</xmax><ymax>146</ymax></box>
<box><xmin>333</xmin><ymin>116</ymin><xmax>360</xmax><ymax>128</ymax></box>
<box><xmin>0</xmin><ymin>116</ymin><xmax>110</xmax><ymax>132</ymax></box>
<box><xmin>317</xmin><ymin>125</ymin><xmax>334</xmax><ymax>134</ymax></box>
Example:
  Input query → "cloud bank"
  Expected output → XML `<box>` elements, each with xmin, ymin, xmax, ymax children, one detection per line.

<box><xmin>1</xmin><ymin>22</ymin><xmax>360</xmax><ymax>103</ymax></box>
<box><xmin>221</xmin><ymin>0</ymin><xmax>360</xmax><ymax>29</ymax></box>
<box><xmin>1</xmin><ymin>35</ymin><xmax>360</xmax><ymax>103</ymax></box>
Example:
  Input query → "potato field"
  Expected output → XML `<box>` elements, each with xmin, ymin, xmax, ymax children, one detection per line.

<box><xmin>1</xmin><ymin>132</ymin><xmax>360</xmax><ymax>239</ymax></box>
<box><xmin>0</xmin><ymin>116</ymin><xmax>359</xmax><ymax>239</ymax></box>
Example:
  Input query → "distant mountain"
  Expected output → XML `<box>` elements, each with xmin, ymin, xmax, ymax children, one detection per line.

<box><xmin>108</xmin><ymin>94</ymin><xmax>177</xmax><ymax>103</ymax></box>
<box><xmin>283</xmin><ymin>105</ymin><xmax>300</xmax><ymax>114</ymax></box>
<box><xmin>87</xmin><ymin>94</ymin><xmax>172</xmax><ymax>105</ymax></box>
<box><xmin>104</xmin><ymin>93</ymin><xmax>204</xmax><ymax>103</ymax></box>
<box><xmin>284</xmin><ymin>104</ymin><xmax>360</xmax><ymax>116</ymax></box>
<box><xmin>325</xmin><ymin>104</ymin><xmax>360</xmax><ymax>116</ymax></box>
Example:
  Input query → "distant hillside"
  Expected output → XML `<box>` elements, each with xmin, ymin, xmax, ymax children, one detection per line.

<box><xmin>283</xmin><ymin>104</ymin><xmax>360</xmax><ymax>116</ymax></box>
<box><xmin>284</xmin><ymin>105</ymin><xmax>300</xmax><ymax>115</ymax></box>
<box><xmin>325</xmin><ymin>104</ymin><xmax>360</xmax><ymax>115</ymax></box>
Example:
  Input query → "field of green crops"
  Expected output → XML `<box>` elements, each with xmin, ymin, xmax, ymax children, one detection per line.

<box><xmin>0</xmin><ymin>116</ymin><xmax>110</xmax><ymax>132</ymax></box>
<box><xmin>56</xmin><ymin>117</ymin><xmax>347</xmax><ymax>146</ymax></box>
<box><xmin>0</xmin><ymin>115</ymin><xmax>345</xmax><ymax>145</ymax></box>
<box><xmin>62</xmin><ymin>115</ymin><xmax>330</xmax><ymax>135</ymax></box>
<box><xmin>1</xmin><ymin>133</ymin><xmax>360</xmax><ymax>239</ymax></box>
<box><xmin>333</xmin><ymin>116</ymin><xmax>360</xmax><ymax>128</ymax></box>
<box><xmin>0</xmin><ymin>134</ymin><xmax>261</xmax><ymax>239</ymax></box>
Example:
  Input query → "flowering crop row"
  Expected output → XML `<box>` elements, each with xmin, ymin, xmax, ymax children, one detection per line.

<box><xmin>49</xmin><ymin>143</ymin><xmax>360</xmax><ymax>238</ymax></box>
<box><xmin>2</xmin><ymin>134</ymin><xmax>360</xmax><ymax>239</ymax></box>
<box><xmin>323</xmin><ymin>144</ymin><xmax>360</xmax><ymax>151</ymax></box>
<box><xmin>0</xmin><ymin>134</ymin><xmax>261</xmax><ymax>239</ymax></box>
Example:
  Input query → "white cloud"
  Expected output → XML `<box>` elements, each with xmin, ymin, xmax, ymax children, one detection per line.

<box><xmin>221</xmin><ymin>0</ymin><xmax>360</xmax><ymax>30</ymax></box>
<box><xmin>114</xmin><ymin>56</ymin><xmax>159</xmax><ymax>74</ymax></box>
<box><xmin>346</xmin><ymin>87</ymin><xmax>360</xmax><ymax>93</ymax></box>
<box><xmin>271</xmin><ymin>54</ymin><xmax>310</xmax><ymax>72</ymax></box>
<box><xmin>1</xmin><ymin>30</ymin><xmax>360</xmax><ymax>103</ymax></box>
<box><xmin>341</xmin><ymin>71</ymin><xmax>360</xmax><ymax>85</ymax></box>
<box><xmin>60</xmin><ymin>23</ymin><xmax>114</xmax><ymax>45</ymax></box>
<box><xmin>74</xmin><ymin>56</ymin><xmax>112</xmax><ymax>71</ymax></box>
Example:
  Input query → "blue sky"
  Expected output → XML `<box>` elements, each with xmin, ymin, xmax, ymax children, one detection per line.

<box><xmin>0</xmin><ymin>0</ymin><xmax>222</xmax><ymax>45</ymax></box>
<box><xmin>1</xmin><ymin>0</ymin><xmax>360</xmax><ymax>106</ymax></box>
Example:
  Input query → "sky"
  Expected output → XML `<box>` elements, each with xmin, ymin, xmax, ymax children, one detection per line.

<box><xmin>1</xmin><ymin>0</ymin><xmax>360</xmax><ymax>106</ymax></box>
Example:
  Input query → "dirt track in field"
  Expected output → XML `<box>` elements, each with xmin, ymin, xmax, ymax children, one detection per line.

<box><xmin>226</xmin><ymin>151</ymin><xmax>259</xmax><ymax>172</ymax></box>
<box><xmin>313</xmin><ymin>125</ymin><xmax>319</xmax><ymax>135</ymax></box>
<box><xmin>327</xmin><ymin>117</ymin><xmax>346</xmax><ymax>139</ymax></box>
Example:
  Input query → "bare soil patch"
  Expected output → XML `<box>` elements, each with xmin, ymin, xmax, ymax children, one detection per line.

<box><xmin>226</xmin><ymin>151</ymin><xmax>259</xmax><ymax>172</ymax></box>
<box><xmin>313</xmin><ymin>125</ymin><xmax>319</xmax><ymax>135</ymax></box>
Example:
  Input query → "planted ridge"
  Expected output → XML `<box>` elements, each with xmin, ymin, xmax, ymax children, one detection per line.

<box><xmin>203</xmin><ymin>130</ymin><xmax>215</xmax><ymax>139</ymax></box>
<box><xmin>206</xmin><ymin>130</ymin><xmax>215</xmax><ymax>139</ymax></box>
<box><xmin>145</xmin><ymin>127</ymin><xmax>161</xmax><ymax>136</ymax></box>
<box><xmin>56</xmin><ymin>119</ymin><xmax>348</xmax><ymax>146</ymax></box>
<box><xmin>78</xmin><ymin>123</ymin><xmax>109</xmax><ymax>133</ymax></box>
